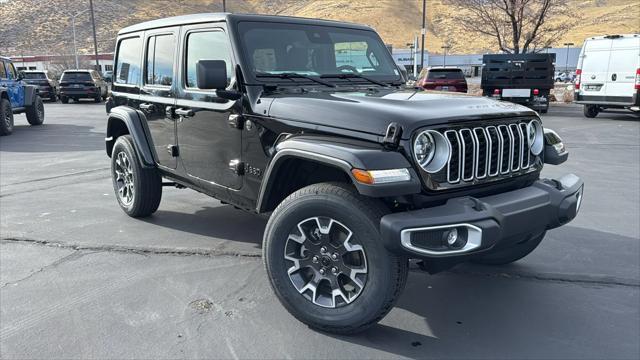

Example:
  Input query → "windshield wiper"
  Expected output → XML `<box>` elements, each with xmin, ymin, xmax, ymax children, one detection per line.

<box><xmin>255</xmin><ymin>72</ymin><xmax>335</xmax><ymax>88</ymax></box>
<box><xmin>320</xmin><ymin>73</ymin><xmax>390</xmax><ymax>87</ymax></box>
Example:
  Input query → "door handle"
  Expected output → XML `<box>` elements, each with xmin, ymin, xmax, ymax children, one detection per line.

<box><xmin>139</xmin><ymin>103</ymin><xmax>155</xmax><ymax>111</ymax></box>
<box><xmin>174</xmin><ymin>108</ymin><xmax>194</xmax><ymax>117</ymax></box>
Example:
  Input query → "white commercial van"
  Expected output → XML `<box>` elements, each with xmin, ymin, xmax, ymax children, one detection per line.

<box><xmin>575</xmin><ymin>34</ymin><xmax>640</xmax><ymax>117</ymax></box>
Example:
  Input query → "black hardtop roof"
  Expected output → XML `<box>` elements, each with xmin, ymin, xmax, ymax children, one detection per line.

<box><xmin>118</xmin><ymin>13</ymin><xmax>373</xmax><ymax>35</ymax></box>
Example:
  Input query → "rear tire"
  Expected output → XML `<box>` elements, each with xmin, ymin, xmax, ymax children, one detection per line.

<box><xmin>60</xmin><ymin>96</ymin><xmax>69</xmax><ymax>104</ymax></box>
<box><xmin>584</xmin><ymin>104</ymin><xmax>599</xmax><ymax>118</ymax></box>
<box><xmin>50</xmin><ymin>94</ymin><xmax>57</xmax><ymax>102</ymax></box>
<box><xmin>26</xmin><ymin>95</ymin><xmax>45</xmax><ymax>126</ymax></box>
<box><xmin>0</xmin><ymin>98</ymin><xmax>14</xmax><ymax>136</ymax></box>
<box><xmin>110</xmin><ymin>135</ymin><xmax>162</xmax><ymax>217</ymax></box>
<box><xmin>263</xmin><ymin>183</ymin><xmax>408</xmax><ymax>334</ymax></box>
<box><xmin>473</xmin><ymin>231</ymin><xmax>546</xmax><ymax>265</ymax></box>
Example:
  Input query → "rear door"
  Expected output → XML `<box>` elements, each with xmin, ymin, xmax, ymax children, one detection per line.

<box><xmin>580</xmin><ymin>38</ymin><xmax>612</xmax><ymax>97</ymax></box>
<box><xmin>175</xmin><ymin>23</ymin><xmax>242</xmax><ymax>190</ymax></box>
<box><xmin>140</xmin><ymin>28</ymin><xmax>179</xmax><ymax>170</ymax></box>
<box><xmin>605</xmin><ymin>36</ymin><xmax>640</xmax><ymax>102</ymax></box>
<box><xmin>2</xmin><ymin>61</ymin><xmax>24</xmax><ymax>108</ymax></box>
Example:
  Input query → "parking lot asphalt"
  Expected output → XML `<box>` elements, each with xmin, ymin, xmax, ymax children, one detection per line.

<box><xmin>1</xmin><ymin>102</ymin><xmax>639</xmax><ymax>359</ymax></box>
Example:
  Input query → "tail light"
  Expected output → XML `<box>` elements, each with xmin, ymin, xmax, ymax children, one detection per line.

<box><xmin>575</xmin><ymin>69</ymin><xmax>582</xmax><ymax>90</ymax></box>
<box><xmin>493</xmin><ymin>89</ymin><xmax>501</xmax><ymax>96</ymax></box>
<box><xmin>635</xmin><ymin>68</ymin><xmax>640</xmax><ymax>90</ymax></box>
<box><xmin>533</xmin><ymin>89</ymin><xmax>540</xmax><ymax>96</ymax></box>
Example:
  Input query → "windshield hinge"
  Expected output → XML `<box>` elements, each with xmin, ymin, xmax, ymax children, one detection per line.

<box><xmin>383</xmin><ymin>122</ymin><xmax>402</xmax><ymax>149</ymax></box>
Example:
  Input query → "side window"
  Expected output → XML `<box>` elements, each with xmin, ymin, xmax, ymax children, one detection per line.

<box><xmin>146</xmin><ymin>34</ymin><xmax>175</xmax><ymax>86</ymax></box>
<box><xmin>115</xmin><ymin>37</ymin><xmax>142</xmax><ymax>85</ymax></box>
<box><xmin>0</xmin><ymin>62</ymin><xmax>6</xmax><ymax>79</ymax></box>
<box><xmin>8</xmin><ymin>62</ymin><xmax>18</xmax><ymax>79</ymax></box>
<box><xmin>185</xmin><ymin>30</ymin><xmax>233</xmax><ymax>89</ymax></box>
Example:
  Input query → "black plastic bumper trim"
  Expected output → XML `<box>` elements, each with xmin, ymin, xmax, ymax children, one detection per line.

<box><xmin>380</xmin><ymin>174</ymin><xmax>584</xmax><ymax>259</ymax></box>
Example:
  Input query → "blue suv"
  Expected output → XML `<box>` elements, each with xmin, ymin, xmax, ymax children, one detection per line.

<box><xmin>0</xmin><ymin>56</ymin><xmax>45</xmax><ymax>136</ymax></box>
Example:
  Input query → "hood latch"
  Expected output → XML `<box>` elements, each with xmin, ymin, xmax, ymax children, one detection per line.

<box><xmin>383</xmin><ymin>122</ymin><xmax>403</xmax><ymax>149</ymax></box>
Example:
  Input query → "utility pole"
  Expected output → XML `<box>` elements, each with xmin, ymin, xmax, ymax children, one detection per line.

<box><xmin>89</xmin><ymin>0</ymin><xmax>100</xmax><ymax>72</ymax></box>
<box><xmin>420</xmin><ymin>0</ymin><xmax>426</xmax><ymax>72</ymax></box>
<box><xmin>563</xmin><ymin>42</ymin><xmax>574</xmax><ymax>72</ymax></box>
<box><xmin>222</xmin><ymin>0</ymin><xmax>226</xmax><ymax>12</ymax></box>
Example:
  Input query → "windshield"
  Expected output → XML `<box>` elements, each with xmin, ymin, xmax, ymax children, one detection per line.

<box><xmin>24</xmin><ymin>72</ymin><xmax>46</xmax><ymax>80</ymax></box>
<box><xmin>237</xmin><ymin>21</ymin><xmax>401</xmax><ymax>84</ymax></box>
<box><xmin>61</xmin><ymin>72</ymin><xmax>92</xmax><ymax>82</ymax></box>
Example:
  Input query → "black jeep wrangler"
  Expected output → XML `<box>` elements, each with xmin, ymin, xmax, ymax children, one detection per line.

<box><xmin>106</xmin><ymin>14</ymin><xmax>584</xmax><ymax>334</ymax></box>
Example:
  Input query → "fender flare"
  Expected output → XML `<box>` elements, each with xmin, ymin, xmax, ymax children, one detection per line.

<box><xmin>105</xmin><ymin>106</ymin><xmax>157</xmax><ymax>168</ymax></box>
<box><xmin>24</xmin><ymin>85</ymin><xmax>36</xmax><ymax>106</ymax></box>
<box><xmin>256</xmin><ymin>135</ymin><xmax>422</xmax><ymax>212</ymax></box>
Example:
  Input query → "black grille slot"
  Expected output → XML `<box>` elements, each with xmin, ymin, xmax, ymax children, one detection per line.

<box><xmin>410</xmin><ymin>230</ymin><xmax>447</xmax><ymax>251</ymax></box>
<box><xmin>446</xmin><ymin>131</ymin><xmax>460</xmax><ymax>183</ymax></box>
<box><xmin>498</xmin><ymin>125</ymin><xmax>511</xmax><ymax>173</ymax></box>
<box><xmin>460</xmin><ymin>129</ymin><xmax>475</xmax><ymax>181</ymax></box>
<box><xmin>519</xmin><ymin>123</ymin><xmax>530</xmax><ymax>168</ymax></box>
<box><xmin>510</xmin><ymin>124</ymin><xmax>521</xmax><ymax>171</ymax></box>
<box><xmin>474</xmin><ymin>128</ymin><xmax>488</xmax><ymax>178</ymax></box>
<box><xmin>487</xmin><ymin>126</ymin><xmax>500</xmax><ymax>176</ymax></box>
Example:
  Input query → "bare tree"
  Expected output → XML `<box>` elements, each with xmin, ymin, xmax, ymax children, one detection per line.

<box><xmin>446</xmin><ymin>0</ymin><xmax>576</xmax><ymax>54</ymax></box>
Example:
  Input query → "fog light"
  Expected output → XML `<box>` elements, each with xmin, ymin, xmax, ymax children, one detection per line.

<box><xmin>446</xmin><ymin>228</ymin><xmax>458</xmax><ymax>245</ymax></box>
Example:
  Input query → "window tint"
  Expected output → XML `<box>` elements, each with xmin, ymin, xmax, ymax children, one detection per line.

<box><xmin>146</xmin><ymin>34</ymin><xmax>175</xmax><ymax>86</ymax></box>
<box><xmin>61</xmin><ymin>72</ymin><xmax>93</xmax><ymax>82</ymax></box>
<box><xmin>24</xmin><ymin>72</ymin><xmax>46</xmax><ymax>79</ymax></box>
<box><xmin>0</xmin><ymin>62</ymin><xmax>6</xmax><ymax>78</ymax></box>
<box><xmin>8</xmin><ymin>62</ymin><xmax>17</xmax><ymax>79</ymax></box>
<box><xmin>115</xmin><ymin>37</ymin><xmax>142</xmax><ymax>85</ymax></box>
<box><xmin>185</xmin><ymin>30</ymin><xmax>233</xmax><ymax>88</ymax></box>
<box><xmin>427</xmin><ymin>69</ymin><xmax>464</xmax><ymax>80</ymax></box>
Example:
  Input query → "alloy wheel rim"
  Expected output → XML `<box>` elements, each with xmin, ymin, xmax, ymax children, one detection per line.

<box><xmin>114</xmin><ymin>151</ymin><xmax>134</xmax><ymax>205</ymax></box>
<box><xmin>284</xmin><ymin>217</ymin><xmax>368</xmax><ymax>308</ymax></box>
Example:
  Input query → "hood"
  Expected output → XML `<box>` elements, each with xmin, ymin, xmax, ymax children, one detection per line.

<box><xmin>264</xmin><ymin>89</ymin><xmax>536</xmax><ymax>139</ymax></box>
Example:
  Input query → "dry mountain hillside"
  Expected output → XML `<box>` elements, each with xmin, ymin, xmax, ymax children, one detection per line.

<box><xmin>1</xmin><ymin>0</ymin><xmax>638</xmax><ymax>56</ymax></box>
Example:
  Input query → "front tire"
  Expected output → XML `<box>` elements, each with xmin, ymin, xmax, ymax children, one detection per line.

<box><xmin>110</xmin><ymin>135</ymin><xmax>162</xmax><ymax>217</ymax></box>
<box><xmin>584</xmin><ymin>104</ymin><xmax>599</xmax><ymax>118</ymax></box>
<box><xmin>263</xmin><ymin>183</ymin><xmax>408</xmax><ymax>334</ymax></box>
<box><xmin>26</xmin><ymin>95</ymin><xmax>45</xmax><ymax>126</ymax></box>
<box><xmin>0</xmin><ymin>98</ymin><xmax>14</xmax><ymax>136</ymax></box>
<box><xmin>473</xmin><ymin>231</ymin><xmax>546</xmax><ymax>265</ymax></box>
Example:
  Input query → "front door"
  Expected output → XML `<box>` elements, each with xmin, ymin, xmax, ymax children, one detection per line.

<box><xmin>175</xmin><ymin>24</ymin><xmax>242</xmax><ymax>190</ymax></box>
<box><xmin>140</xmin><ymin>28</ymin><xmax>179</xmax><ymax>169</ymax></box>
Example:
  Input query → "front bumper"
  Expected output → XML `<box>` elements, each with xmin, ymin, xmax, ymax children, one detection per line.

<box><xmin>380</xmin><ymin>174</ymin><xmax>583</xmax><ymax>260</ymax></box>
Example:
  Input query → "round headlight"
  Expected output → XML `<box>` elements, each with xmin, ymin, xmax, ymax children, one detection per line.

<box><xmin>413</xmin><ymin>130</ymin><xmax>450</xmax><ymax>173</ymax></box>
<box><xmin>414</xmin><ymin>131</ymin><xmax>435</xmax><ymax>166</ymax></box>
<box><xmin>527</xmin><ymin>120</ymin><xmax>544</xmax><ymax>155</ymax></box>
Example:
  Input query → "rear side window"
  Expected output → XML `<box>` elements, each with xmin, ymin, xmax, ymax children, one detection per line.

<box><xmin>427</xmin><ymin>69</ymin><xmax>464</xmax><ymax>80</ymax></box>
<box><xmin>146</xmin><ymin>34</ymin><xmax>175</xmax><ymax>86</ymax></box>
<box><xmin>185</xmin><ymin>30</ymin><xmax>233</xmax><ymax>89</ymax></box>
<box><xmin>116</xmin><ymin>37</ymin><xmax>142</xmax><ymax>85</ymax></box>
<box><xmin>24</xmin><ymin>72</ymin><xmax>46</xmax><ymax>79</ymax></box>
<box><xmin>0</xmin><ymin>62</ymin><xmax>6</xmax><ymax>79</ymax></box>
<box><xmin>61</xmin><ymin>72</ymin><xmax>92</xmax><ymax>82</ymax></box>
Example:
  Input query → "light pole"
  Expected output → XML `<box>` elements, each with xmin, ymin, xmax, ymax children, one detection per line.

<box><xmin>406</xmin><ymin>42</ymin><xmax>414</xmax><ymax>71</ymax></box>
<box><xmin>419</xmin><ymin>0</ymin><xmax>426</xmax><ymax>72</ymax></box>
<box><xmin>441</xmin><ymin>45</ymin><xmax>451</xmax><ymax>67</ymax></box>
<box><xmin>563</xmin><ymin>42</ymin><xmax>574</xmax><ymax>72</ymax></box>
<box><xmin>71</xmin><ymin>8</ymin><xmax>89</xmax><ymax>69</ymax></box>
<box><xmin>544</xmin><ymin>46</ymin><xmax>552</xmax><ymax>54</ymax></box>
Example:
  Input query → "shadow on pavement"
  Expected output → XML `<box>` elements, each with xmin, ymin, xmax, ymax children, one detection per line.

<box><xmin>144</xmin><ymin>205</ymin><xmax>267</xmax><ymax>248</ymax></box>
<box><xmin>0</xmin><ymin>124</ymin><xmax>104</xmax><ymax>152</ymax></box>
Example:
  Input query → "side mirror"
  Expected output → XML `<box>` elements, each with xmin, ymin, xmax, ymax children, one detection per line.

<box><xmin>196</xmin><ymin>60</ymin><xmax>228</xmax><ymax>90</ymax></box>
<box><xmin>17</xmin><ymin>71</ymin><xmax>24</xmax><ymax>81</ymax></box>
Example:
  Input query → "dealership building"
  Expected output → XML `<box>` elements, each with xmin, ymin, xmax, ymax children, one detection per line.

<box><xmin>9</xmin><ymin>53</ymin><xmax>114</xmax><ymax>73</ymax></box>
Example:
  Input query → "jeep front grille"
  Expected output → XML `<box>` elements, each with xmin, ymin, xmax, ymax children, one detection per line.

<box><xmin>423</xmin><ymin>120</ymin><xmax>541</xmax><ymax>190</ymax></box>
